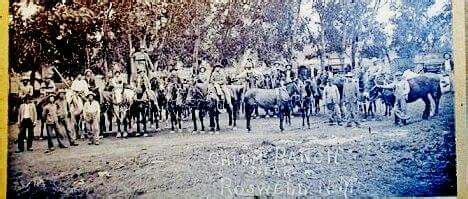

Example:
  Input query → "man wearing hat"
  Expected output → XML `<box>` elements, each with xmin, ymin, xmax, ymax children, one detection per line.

<box><xmin>84</xmin><ymin>69</ymin><xmax>98</xmax><ymax>96</ymax></box>
<box><xmin>168</xmin><ymin>67</ymin><xmax>181</xmax><ymax>84</ymax></box>
<box><xmin>83</xmin><ymin>92</ymin><xmax>101</xmax><ymax>145</ymax></box>
<box><xmin>16</xmin><ymin>95</ymin><xmax>37</xmax><ymax>153</ymax></box>
<box><xmin>56</xmin><ymin>89</ymin><xmax>79</xmax><ymax>146</ymax></box>
<box><xmin>111</xmin><ymin>70</ymin><xmax>125</xmax><ymax>91</ymax></box>
<box><xmin>377</xmin><ymin>71</ymin><xmax>410</xmax><ymax>125</ymax></box>
<box><xmin>323</xmin><ymin>78</ymin><xmax>342</xmax><ymax>125</ymax></box>
<box><xmin>71</xmin><ymin>74</ymin><xmax>89</xmax><ymax>95</ymax></box>
<box><xmin>342</xmin><ymin>72</ymin><xmax>360</xmax><ymax>127</ymax></box>
<box><xmin>18</xmin><ymin>76</ymin><xmax>34</xmax><ymax>101</ymax></box>
<box><xmin>131</xmin><ymin>45</ymin><xmax>154</xmax><ymax>83</ymax></box>
<box><xmin>42</xmin><ymin>94</ymin><xmax>68</xmax><ymax>152</ymax></box>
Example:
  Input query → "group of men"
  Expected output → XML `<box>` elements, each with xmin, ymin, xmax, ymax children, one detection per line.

<box><xmin>16</xmin><ymin>69</ymin><xmax>102</xmax><ymax>153</ymax></box>
<box><xmin>13</xmin><ymin>50</ymin><xmax>454</xmax><ymax>153</ymax></box>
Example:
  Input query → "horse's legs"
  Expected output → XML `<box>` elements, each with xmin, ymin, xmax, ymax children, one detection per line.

<box><xmin>245</xmin><ymin>103</ymin><xmax>252</xmax><ymax>132</ymax></box>
<box><xmin>209</xmin><ymin>108</ymin><xmax>215</xmax><ymax>131</ymax></box>
<box><xmin>191</xmin><ymin>108</ymin><xmax>198</xmax><ymax>132</ymax></box>
<box><xmin>227</xmin><ymin>103</ymin><xmax>233</xmax><ymax>127</ymax></box>
<box><xmin>432</xmin><ymin>91</ymin><xmax>441</xmax><ymax>116</ymax></box>
<box><xmin>279</xmin><ymin>107</ymin><xmax>284</xmax><ymax>132</ymax></box>
<box><xmin>314</xmin><ymin>98</ymin><xmax>320</xmax><ymax>115</ymax></box>
<box><xmin>215</xmin><ymin>110</ymin><xmax>220</xmax><ymax>131</ymax></box>
<box><xmin>99</xmin><ymin>110</ymin><xmax>106</xmax><ymax>137</ymax></box>
<box><xmin>422</xmin><ymin>96</ymin><xmax>431</xmax><ymax>119</ymax></box>
<box><xmin>199</xmin><ymin>109</ymin><xmax>205</xmax><ymax>132</ymax></box>
<box><xmin>254</xmin><ymin>105</ymin><xmax>259</xmax><ymax>118</ymax></box>
<box><xmin>302</xmin><ymin>108</ymin><xmax>306</xmax><ymax>127</ymax></box>
<box><xmin>177</xmin><ymin>107</ymin><xmax>182</xmax><ymax>131</ymax></box>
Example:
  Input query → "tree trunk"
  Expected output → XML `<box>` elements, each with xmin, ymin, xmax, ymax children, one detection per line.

<box><xmin>351</xmin><ymin>35</ymin><xmax>357</xmax><ymax>70</ymax></box>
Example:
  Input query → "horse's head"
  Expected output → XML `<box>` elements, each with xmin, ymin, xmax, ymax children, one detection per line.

<box><xmin>285</xmin><ymin>81</ymin><xmax>300</xmax><ymax>96</ymax></box>
<box><xmin>368</xmin><ymin>85</ymin><xmax>383</xmax><ymax>101</ymax></box>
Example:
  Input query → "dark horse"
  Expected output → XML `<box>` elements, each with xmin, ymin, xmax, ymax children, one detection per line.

<box><xmin>186</xmin><ymin>83</ymin><xmax>208</xmax><ymax>133</ymax></box>
<box><xmin>243</xmin><ymin>82</ymin><xmax>300</xmax><ymax>132</ymax></box>
<box><xmin>371</xmin><ymin>75</ymin><xmax>442</xmax><ymax>120</ymax></box>
<box><xmin>166</xmin><ymin>82</ymin><xmax>184</xmax><ymax>132</ymax></box>
<box><xmin>300</xmin><ymin>80</ymin><xmax>315</xmax><ymax>129</ymax></box>
<box><xmin>186</xmin><ymin>83</ymin><xmax>223</xmax><ymax>132</ymax></box>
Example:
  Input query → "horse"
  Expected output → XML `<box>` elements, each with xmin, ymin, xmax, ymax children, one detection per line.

<box><xmin>371</xmin><ymin>74</ymin><xmax>442</xmax><ymax>120</ymax></box>
<box><xmin>186</xmin><ymin>83</ymin><xmax>208</xmax><ymax>133</ymax></box>
<box><xmin>358</xmin><ymin>72</ymin><xmax>377</xmax><ymax>118</ymax></box>
<box><xmin>299</xmin><ymin>80</ymin><xmax>314</xmax><ymax>129</ymax></box>
<box><xmin>166</xmin><ymin>82</ymin><xmax>185</xmax><ymax>133</ymax></box>
<box><xmin>243</xmin><ymin>81</ymin><xmax>300</xmax><ymax>132</ymax></box>
<box><xmin>225</xmin><ymin>84</ymin><xmax>245</xmax><ymax>129</ymax></box>
<box><xmin>103</xmin><ymin>86</ymin><xmax>135</xmax><ymax>138</ymax></box>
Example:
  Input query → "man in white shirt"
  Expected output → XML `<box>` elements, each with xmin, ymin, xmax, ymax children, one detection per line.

<box><xmin>83</xmin><ymin>92</ymin><xmax>101</xmax><ymax>145</ymax></box>
<box><xmin>323</xmin><ymin>79</ymin><xmax>342</xmax><ymax>125</ymax></box>
<box><xmin>378</xmin><ymin>72</ymin><xmax>411</xmax><ymax>125</ymax></box>
<box><xmin>16</xmin><ymin>96</ymin><xmax>37</xmax><ymax>152</ymax></box>
<box><xmin>71</xmin><ymin>74</ymin><xmax>89</xmax><ymax>95</ymax></box>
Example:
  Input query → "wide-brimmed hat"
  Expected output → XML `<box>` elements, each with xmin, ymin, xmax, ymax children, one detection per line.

<box><xmin>21</xmin><ymin>76</ymin><xmax>30</xmax><ymax>81</ymax></box>
<box><xmin>86</xmin><ymin>92</ymin><xmax>96</xmax><ymax>97</ymax></box>
<box><xmin>84</xmin><ymin>69</ymin><xmax>93</xmax><ymax>75</ymax></box>
<box><xmin>394</xmin><ymin>71</ymin><xmax>403</xmax><ymax>76</ymax></box>
<box><xmin>345</xmin><ymin>72</ymin><xmax>354</xmax><ymax>77</ymax></box>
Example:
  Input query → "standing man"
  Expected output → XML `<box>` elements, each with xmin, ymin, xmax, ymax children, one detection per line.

<box><xmin>83</xmin><ymin>92</ymin><xmax>101</xmax><ymax>145</ymax></box>
<box><xmin>42</xmin><ymin>94</ymin><xmax>68</xmax><ymax>152</ymax></box>
<box><xmin>56</xmin><ymin>89</ymin><xmax>79</xmax><ymax>146</ymax></box>
<box><xmin>342</xmin><ymin>72</ymin><xmax>360</xmax><ymax>127</ymax></box>
<box><xmin>443</xmin><ymin>53</ymin><xmax>454</xmax><ymax>92</ymax></box>
<box><xmin>377</xmin><ymin>72</ymin><xmax>410</xmax><ymax>125</ymax></box>
<box><xmin>323</xmin><ymin>79</ymin><xmax>341</xmax><ymax>125</ymax></box>
<box><xmin>16</xmin><ymin>95</ymin><xmax>37</xmax><ymax>153</ymax></box>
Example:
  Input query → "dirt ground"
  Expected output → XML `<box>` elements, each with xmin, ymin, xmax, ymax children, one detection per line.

<box><xmin>7</xmin><ymin>93</ymin><xmax>456</xmax><ymax>197</ymax></box>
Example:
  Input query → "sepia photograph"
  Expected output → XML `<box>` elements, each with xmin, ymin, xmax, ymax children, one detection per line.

<box><xmin>6</xmin><ymin>0</ymin><xmax>458</xmax><ymax>197</ymax></box>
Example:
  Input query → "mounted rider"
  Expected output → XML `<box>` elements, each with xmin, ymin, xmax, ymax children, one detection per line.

<box><xmin>209</xmin><ymin>64</ymin><xmax>232</xmax><ymax>110</ymax></box>
<box><xmin>18</xmin><ymin>75</ymin><xmax>34</xmax><ymax>101</ymax></box>
<box><xmin>71</xmin><ymin>74</ymin><xmax>89</xmax><ymax>97</ymax></box>
<box><xmin>131</xmin><ymin>45</ymin><xmax>153</xmax><ymax>84</ymax></box>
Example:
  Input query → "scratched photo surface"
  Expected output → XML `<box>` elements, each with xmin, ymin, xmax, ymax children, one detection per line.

<box><xmin>7</xmin><ymin>0</ymin><xmax>456</xmax><ymax>197</ymax></box>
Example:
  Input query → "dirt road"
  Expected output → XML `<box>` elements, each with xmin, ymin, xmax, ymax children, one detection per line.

<box><xmin>7</xmin><ymin>93</ymin><xmax>456</xmax><ymax>197</ymax></box>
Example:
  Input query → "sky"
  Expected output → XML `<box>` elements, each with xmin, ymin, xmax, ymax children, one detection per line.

<box><xmin>299</xmin><ymin>0</ymin><xmax>449</xmax><ymax>37</ymax></box>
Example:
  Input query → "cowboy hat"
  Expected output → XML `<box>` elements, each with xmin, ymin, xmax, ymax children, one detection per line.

<box><xmin>84</xmin><ymin>69</ymin><xmax>93</xmax><ymax>75</ymax></box>
<box><xmin>21</xmin><ymin>76</ymin><xmax>30</xmax><ymax>81</ymax></box>
<box><xmin>86</xmin><ymin>92</ymin><xmax>96</xmax><ymax>97</ymax></box>
<box><xmin>345</xmin><ymin>72</ymin><xmax>353</xmax><ymax>77</ymax></box>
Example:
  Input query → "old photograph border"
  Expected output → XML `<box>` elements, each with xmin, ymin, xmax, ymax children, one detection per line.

<box><xmin>0</xmin><ymin>0</ymin><xmax>466</xmax><ymax>198</ymax></box>
<box><xmin>1</xmin><ymin>0</ymin><xmax>9</xmax><ymax>198</ymax></box>
<box><xmin>453</xmin><ymin>0</ymin><xmax>467</xmax><ymax>197</ymax></box>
